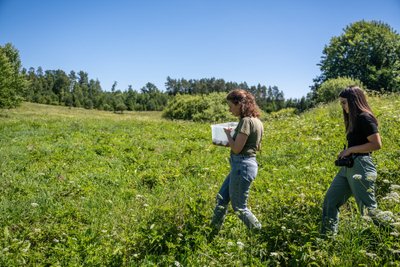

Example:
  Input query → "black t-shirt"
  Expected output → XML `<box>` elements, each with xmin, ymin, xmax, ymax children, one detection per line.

<box><xmin>347</xmin><ymin>112</ymin><xmax>378</xmax><ymax>148</ymax></box>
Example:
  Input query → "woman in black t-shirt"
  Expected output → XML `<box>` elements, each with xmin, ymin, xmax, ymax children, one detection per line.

<box><xmin>321</xmin><ymin>86</ymin><xmax>382</xmax><ymax>235</ymax></box>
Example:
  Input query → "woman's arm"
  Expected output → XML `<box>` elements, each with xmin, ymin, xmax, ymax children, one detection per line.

<box><xmin>224</xmin><ymin>128</ymin><xmax>248</xmax><ymax>154</ymax></box>
<box><xmin>339</xmin><ymin>133</ymin><xmax>382</xmax><ymax>158</ymax></box>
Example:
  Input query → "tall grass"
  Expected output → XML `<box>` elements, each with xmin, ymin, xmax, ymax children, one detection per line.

<box><xmin>0</xmin><ymin>97</ymin><xmax>399</xmax><ymax>266</ymax></box>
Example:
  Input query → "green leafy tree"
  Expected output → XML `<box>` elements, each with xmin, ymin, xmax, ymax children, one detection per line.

<box><xmin>0</xmin><ymin>43</ymin><xmax>27</xmax><ymax>108</ymax></box>
<box><xmin>316</xmin><ymin>77</ymin><xmax>364</xmax><ymax>103</ymax></box>
<box><xmin>315</xmin><ymin>20</ymin><xmax>400</xmax><ymax>92</ymax></box>
<box><xmin>162</xmin><ymin>93</ymin><xmax>236</xmax><ymax>122</ymax></box>
<box><xmin>113</xmin><ymin>93</ymin><xmax>127</xmax><ymax>113</ymax></box>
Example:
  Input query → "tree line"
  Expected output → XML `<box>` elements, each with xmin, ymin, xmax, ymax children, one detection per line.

<box><xmin>1</xmin><ymin>20</ymin><xmax>399</xmax><ymax>111</ymax></box>
<box><xmin>165</xmin><ymin>76</ymin><xmax>312</xmax><ymax>112</ymax></box>
<box><xmin>20</xmin><ymin>66</ymin><xmax>298</xmax><ymax>113</ymax></box>
<box><xmin>24</xmin><ymin>67</ymin><xmax>169</xmax><ymax>112</ymax></box>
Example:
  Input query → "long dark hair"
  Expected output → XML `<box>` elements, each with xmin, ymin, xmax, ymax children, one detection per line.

<box><xmin>226</xmin><ymin>89</ymin><xmax>261</xmax><ymax>118</ymax></box>
<box><xmin>339</xmin><ymin>86</ymin><xmax>378</xmax><ymax>133</ymax></box>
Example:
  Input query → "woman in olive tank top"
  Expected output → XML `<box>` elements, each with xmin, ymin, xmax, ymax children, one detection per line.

<box><xmin>210</xmin><ymin>89</ymin><xmax>264</xmax><ymax>237</ymax></box>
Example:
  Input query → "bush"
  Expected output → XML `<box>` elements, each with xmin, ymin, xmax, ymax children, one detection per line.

<box><xmin>266</xmin><ymin>107</ymin><xmax>297</xmax><ymax>120</ymax></box>
<box><xmin>162</xmin><ymin>93</ymin><xmax>235</xmax><ymax>122</ymax></box>
<box><xmin>316</xmin><ymin>77</ymin><xmax>364</xmax><ymax>103</ymax></box>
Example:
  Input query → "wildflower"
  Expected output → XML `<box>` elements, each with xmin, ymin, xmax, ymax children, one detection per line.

<box><xmin>227</xmin><ymin>241</ymin><xmax>234</xmax><ymax>247</ymax></box>
<box><xmin>31</xmin><ymin>203</ymin><xmax>39</xmax><ymax>208</ymax></box>
<box><xmin>353</xmin><ymin>174</ymin><xmax>362</xmax><ymax>180</ymax></box>
<box><xmin>53</xmin><ymin>238</ymin><xmax>59</xmax><ymax>243</ymax></box>
<box><xmin>383</xmin><ymin>179</ymin><xmax>391</xmax><ymax>184</ymax></box>
<box><xmin>390</xmin><ymin>232</ymin><xmax>399</xmax><ymax>237</ymax></box>
<box><xmin>365</xmin><ymin>173</ymin><xmax>377</xmax><ymax>182</ymax></box>
<box><xmin>382</xmin><ymin>192</ymin><xmax>400</xmax><ymax>203</ymax></box>
<box><xmin>101</xmin><ymin>230</ymin><xmax>107</xmax><ymax>233</ymax></box>
<box><xmin>391</xmin><ymin>222</ymin><xmax>400</xmax><ymax>230</ymax></box>
<box><xmin>365</xmin><ymin>252</ymin><xmax>377</xmax><ymax>259</ymax></box>
<box><xmin>390</xmin><ymin>184</ymin><xmax>400</xmax><ymax>191</ymax></box>
<box><xmin>390</xmin><ymin>249</ymin><xmax>400</xmax><ymax>254</ymax></box>
<box><xmin>174</xmin><ymin>261</ymin><xmax>181</xmax><ymax>267</ymax></box>
<box><xmin>237</xmin><ymin>241</ymin><xmax>244</xmax><ymax>249</ymax></box>
<box><xmin>270</xmin><ymin>252</ymin><xmax>279</xmax><ymax>257</ymax></box>
<box><xmin>375</xmin><ymin>210</ymin><xmax>394</xmax><ymax>222</ymax></box>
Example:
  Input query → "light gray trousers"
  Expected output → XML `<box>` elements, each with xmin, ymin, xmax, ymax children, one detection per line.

<box><xmin>321</xmin><ymin>155</ymin><xmax>378</xmax><ymax>234</ymax></box>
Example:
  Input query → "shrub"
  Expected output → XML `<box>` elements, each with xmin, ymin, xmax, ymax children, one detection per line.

<box><xmin>316</xmin><ymin>77</ymin><xmax>364</xmax><ymax>103</ymax></box>
<box><xmin>266</xmin><ymin>107</ymin><xmax>297</xmax><ymax>120</ymax></box>
<box><xmin>162</xmin><ymin>93</ymin><xmax>235</xmax><ymax>122</ymax></box>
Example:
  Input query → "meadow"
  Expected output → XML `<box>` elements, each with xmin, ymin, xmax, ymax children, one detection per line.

<box><xmin>1</xmin><ymin>96</ymin><xmax>400</xmax><ymax>266</ymax></box>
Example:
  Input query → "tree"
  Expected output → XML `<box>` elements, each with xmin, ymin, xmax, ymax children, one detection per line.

<box><xmin>316</xmin><ymin>77</ymin><xmax>364</xmax><ymax>103</ymax></box>
<box><xmin>315</xmin><ymin>20</ymin><xmax>400</xmax><ymax>92</ymax></box>
<box><xmin>0</xmin><ymin>43</ymin><xmax>27</xmax><ymax>108</ymax></box>
<box><xmin>111</xmin><ymin>81</ymin><xmax>117</xmax><ymax>92</ymax></box>
<box><xmin>141</xmin><ymin>82</ymin><xmax>159</xmax><ymax>94</ymax></box>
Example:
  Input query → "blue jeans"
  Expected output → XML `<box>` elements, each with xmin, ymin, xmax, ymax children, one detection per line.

<box><xmin>211</xmin><ymin>154</ymin><xmax>261</xmax><ymax>231</ymax></box>
<box><xmin>321</xmin><ymin>155</ymin><xmax>378</xmax><ymax>234</ymax></box>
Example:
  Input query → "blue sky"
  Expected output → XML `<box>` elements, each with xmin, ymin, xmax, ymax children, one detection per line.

<box><xmin>1</xmin><ymin>0</ymin><xmax>399</xmax><ymax>99</ymax></box>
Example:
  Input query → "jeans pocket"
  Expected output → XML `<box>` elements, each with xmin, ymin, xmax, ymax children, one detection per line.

<box><xmin>242</xmin><ymin>162</ymin><xmax>257</xmax><ymax>182</ymax></box>
<box><xmin>357</xmin><ymin>156</ymin><xmax>376</xmax><ymax>173</ymax></box>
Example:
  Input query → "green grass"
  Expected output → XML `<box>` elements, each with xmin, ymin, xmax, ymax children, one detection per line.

<box><xmin>0</xmin><ymin>98</ymin><xmax>399</xmax><ymax>266</ymax></box>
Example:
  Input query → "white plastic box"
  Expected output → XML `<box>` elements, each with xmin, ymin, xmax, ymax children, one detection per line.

<box><xmin>211</xmin><ymin>122</ymin><xmax>238</xmax><ymax>145</ymax></box>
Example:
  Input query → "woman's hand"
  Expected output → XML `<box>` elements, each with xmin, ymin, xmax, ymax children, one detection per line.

<box><xmin>223</xmin><ymin>127</ymin><xmax>233</xmax><ymax>135</ymax></box>
<box><xmin>338</xmin><ymin>148</ymin><xmax>352</xmax><ymax>158</ymax></box>
<box><xmin>338</xmin><ymin>133</ymin><xmax>382</xmax><ymax>158</ymax></box>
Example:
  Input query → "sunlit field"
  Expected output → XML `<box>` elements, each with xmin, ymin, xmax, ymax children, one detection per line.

<box><xmin>1</xmin><ymin>97</ymin><xmax>399</xmax><ymax>266</ymax></box>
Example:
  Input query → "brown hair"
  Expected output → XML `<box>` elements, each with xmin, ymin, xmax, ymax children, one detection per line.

<box><xmin>339</xmin><ymin>86</ymin><xmax>378</xmax><ymax>133</ymax></box>
<box><xmin>226</xmin><ymin>89</ymin><xmax>261</xmax><ymax>118</ymax></box>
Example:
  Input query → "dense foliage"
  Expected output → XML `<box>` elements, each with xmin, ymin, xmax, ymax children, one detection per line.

<box><xmin>314</xmin><ymin>20</ymin><xmax>400</xmax><ymax>93</ymax></box>
<box><xmin>21</xmin><ymin>68</ymin><xmax>305</xmax><ymax>114</ymax></box>
<box><xmin>316</xmin><ymin>77</ymin><xmax>364</xmax><ymax>103</ymax></box>
<box><xmin>162</xmin><ymin>93</ymin><xmax>236</xmax><ymax>122</ymax></box>
<box><xmin>23</xmin><ymin>67</ymin><xmax>169</xmax><ymax>112</ymax></box>
<box><xmin>0</xmin><ymin>96</ymin><xmax>399</xmax><ymax>266</ymax></box>
<box><xmin>0</xmin><ymin>43</ymin><xmax>27</xmax><ymax>108</ymax></box>
<box><xmin>166</xmin><ymin>77</ymin><xmax>293</xmax><ymax>113</ymax></box>
<box><xmin>163</xmin><ymin>80</ymin><xmax>313</xmax><ymax>121</ymax></box>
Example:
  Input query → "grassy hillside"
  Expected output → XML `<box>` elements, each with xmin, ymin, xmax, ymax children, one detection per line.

<box><xmin>0</xmin><ymin>98</ymin><xmax>399</xmax><ymax>266</ymax></box>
